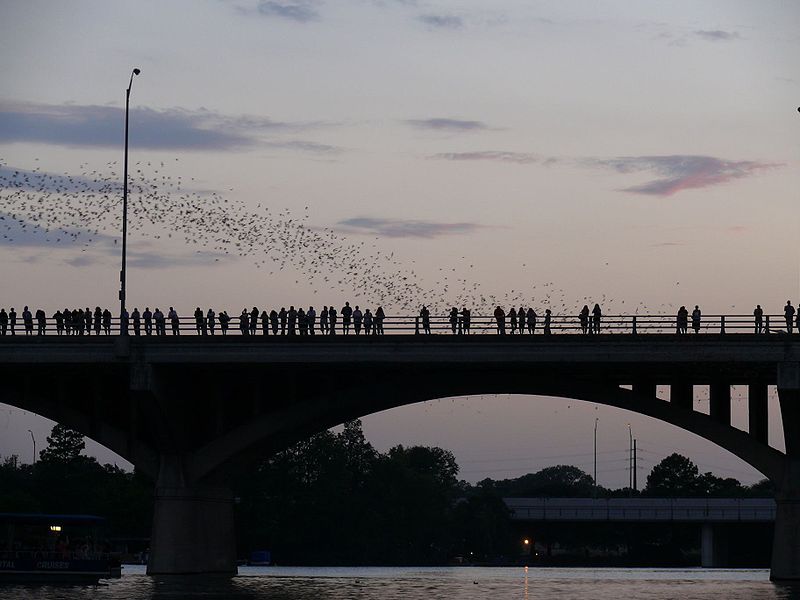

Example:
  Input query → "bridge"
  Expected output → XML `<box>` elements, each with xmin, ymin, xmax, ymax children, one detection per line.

<box><xmin>504</xmin><ymin>497</ymin><xmax>776</xmax><ymax>568</ymax></box>
<box><xmin>1</xmin><ymin>330</ymin><xmax>799</xmax><ymax>579</ymax></box>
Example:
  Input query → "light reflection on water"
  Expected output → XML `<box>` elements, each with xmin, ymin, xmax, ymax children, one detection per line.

<box><xmin>6</xmin><ymin>566</ymin><xmax>800</xmax><ymax>600</ymax></box>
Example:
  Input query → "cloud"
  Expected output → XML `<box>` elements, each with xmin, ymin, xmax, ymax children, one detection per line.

<box><xmin>264</xmin><ymin>140</ymin><xmax>342</xmax><ymax>154</ymax></box>
<box><xmin>256</xmin><ymin>1</ymin><xmax>319</xmax><ymax>22</ymax></box>
<box><xmin>587</xmin><ymin>155</ymin><xmax>779</xmax><ymax>196</ymax></box>
<box><xmin>0</xmin><ymin>212</ymin><xmax>225</xmax><ymax>268</ymax></box>
<box><xmin>0</xmin><ymin>101</ymin><xmax>338</xmax><ymax>153</ymax></box>
<box><xmin>693</xmin><ymin>29</ymin><xmax>741</xmax><ymax>42</ymax></box>
<box><xmin>405</xmin><ymin>118</ymin><xmax>488</xmax><ymax>132</ymax></box>
<box><xmin>336</xmin><ymin>217</ymin><xmax>487</xmax><ymax>239</ymax></box>
<box><xmin>431</xmin><ymin>150</ymin><xmax>540</xmax><ymax>164</ymax></box>
<box><xmin>417</xmin><ymin>14</ymin><xmax>463</xmax><ymax>29</ymax></box>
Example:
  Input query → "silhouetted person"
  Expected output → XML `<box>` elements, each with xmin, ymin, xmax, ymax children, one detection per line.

<box><xmin>250</xmin><ymin>307</ymin><xmax>259</xmax><ymax>335</ymax></box>
<box><xmin>207</xmin><ymin>309</ymin><xmax>216</xmax><ymax>335</ymax></box>
<box><xmin>169</xmin><ymin>307</ymin><xmax>180</xmax><ymax>335</ymax></box>
<box><xmin>342</xmin><ymin>302</ymin><xmax>352</xmax><ymax>335</ymax></box>
<box><xmin>544</xmin><ymin>309</ymin><xmax>552</xmax><ymax>335</ymax></box>
<box><xmin>0</xmin><ymin>308</ymin><xmax>7</xmax><ymax>336</ymax></box>
<box><xmin>143</xmin><ymin>307</ymin><xmax>153</xmax><ymax>336</ymax></box>
<box><xmin>509</xmin><ymin>308</ymin><xmax>517</xmax><ymax>335</ymax></box>
<box><xmin>363</xmin><ymin>309</ymin><xmax>373</xmax><ymax>335</ymax></box>
<box><xmin>102</xmin><ymin>309</ymin><xmax>112</xmax><ymax>335</ymax></box>
<box><xmin>298</xmin><ymin>308</ymin><xmax>307</xmax><ymax>335</ymax></box>
<box><xmin>329</xmin><ymin>306</ymin><xmax>337</xmax><ymax>335</ymax></box>
<box><xmin>132</xmin><ymin>308</ymin><xmax>141</xmax><ymax>336</ymax></box>
<box><xmin>518</xmin><ymin>306</ymin><xmax>525</xmax><ymax>334</ymax></box>
<box><xmin>320</xmin><ymin>306</ymin><xmax>329</xmax><ymax>334</ymax></box>
<box><xmin>676</xmin><ymin>306</ymin><xmax>688</xmax><ymax>334</ymax></box>
<box><xmin>239</xmin><ymin>310</ymin><xmax>249</xmax><ymax>335</ymax></box>
<box><xmin>527</xmin><ymin>308</ymin><xmax>536</xmax><ymax>334</ymax></box>
<box><xmin>579</xmin><ymin>305</ymin><xmax>589</xmax><ymax>334</ymax></box>
<box><xmin>194</xmin><ymin>307</ymin><xmax>205</xmax><ymax>335</ymax></box>
<box><xmin>307</xmin><ymin>306</ymin><xmax>316</xmax><ymax>335</ymax></box>
<box><xmin>754</xmin><ymin>305</ymin><xmax>763</xmax><ymax>334</ymax></box>
<box><xmin>261</xmin><ymin>310</ymin><xmax>269</xmax><ymax>335</ymax></box>
<box><xmin>218</xmin><ymin>310</ymin><xmax>229</xmax><ymax>335</ymax></box>
<box><xmin>54</xmin><ymin>310</ymin><xmax>63</xmax><ymax>335</ymax></box>
<box><xmin>494</xmin><ymin>306</ymin><xmax>506</xmax><ymax>335</ymax></box>
<box><xmin>421</xmin><ymin>306</ymin><xmax>431</xmax><ymax>334</ymax></box>
<box><xmin>22</xmin><ymin>306</ymin><xmax>33</xmax><ymax>335</ymax></box>
<box><xmin>353</xmin><ymin>306</ymin><xmax>363</xmax><ymax>335</ymax></box>
<box><xmin>592</xmin><ymin>304</ymin><xmax>601</xmax><ymax>334</ymax></box>
<box><xmin>785</xmin><ymin>301</ymin><xmax>795</xmax><ymax>334</ymax></box>
<box><xmin>797</xmin><ymin>306</ymin><xmax>800</xmax><ymax>335</ymax></box>
<box><xmin>279</xmin><ymin>307</ymin><xmax>287</xmax><ymax>334</ymax></box>
<box><xmin>288</xmin><ymin>306</ymin><xmax>297</xmax><ymax>335</ymax></box>
<box><xmin>9</xmin><ymin>308</ymin><xmax>16</xmax><ymax>336</ymax></box>
<box><xmin>35</xmin><ymin>309</ymin><xmax>46</xmax><ymax>335</ymax></box>
<box><xmin>64</xmin><ymin>309</ymin><xmax>72</xmax><ymax>335</ymax></box>
<box><xmin>691</xmin><ymin>305</ymin><xmax>701</xmax><ymax>334</ymax></box>
<box><xmin>84</xmin><ymin>308</ymin><xmax>92</xmax><ymax>335</ymax></box>
<box><xmin>462</xmin><ymin>307</ymin><xmax>471</xmax><ymax>334</ymax></box>
<box><xmin>375</xmin><ymin>306</ymin><xmax>385</xmax><ymax>334</ymax></box>
<box><xmin>72</xmin><ymin>309</ymin><xmax>83</xmax><ymax>336</ymax></box>
<box><xmin>270</xmin><ymin>310</ymin><xmax>279</xmax><ymax>335</ymax></box>
<box><xmin>120</xmin><ymin>308</ymin><xmax>129</xmax><ymax>336</ymax></box>
<box><xmin>154</xmin><ymin>308</ymin><xmax>166</xmax><ymax>336</ymax></box>
<box><xmin>449</xmin><ymin>307</ymin><xmax>459</xmax><ymax>334</ymax></box>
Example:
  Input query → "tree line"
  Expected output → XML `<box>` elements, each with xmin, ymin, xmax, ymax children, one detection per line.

<box><xmin>0</xmin><ymin>422</ymin><xmax>773</xmax><ymax>564</ymax></box>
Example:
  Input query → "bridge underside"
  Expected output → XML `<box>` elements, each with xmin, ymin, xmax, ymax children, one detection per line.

<box><xmin>0</xmin><ymin>336</ymin><xmax>798</xmax><ymax>578</ymax></box>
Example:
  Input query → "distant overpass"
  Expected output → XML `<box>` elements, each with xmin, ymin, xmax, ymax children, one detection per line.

<box><xmin>504</xmin><ymin>497</ymin><xmax>775</xmax><ymax>568</ymax></box>
<box><xmin>504</xmin><ymin>497</ymin><xmax>776</xmax><ymax>523</ymax></box>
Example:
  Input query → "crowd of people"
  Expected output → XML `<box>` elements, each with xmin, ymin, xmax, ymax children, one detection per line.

<box><xmin>0</xmin><ymin>302</ymin><xmax>798</xmax><ymax>336</ymax></box>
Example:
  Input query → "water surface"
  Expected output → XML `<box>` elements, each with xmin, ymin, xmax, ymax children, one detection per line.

<box><xmin>7</xmin><ymin>566</ymin><xmax>800</xmax><ymax>600</ymax></box>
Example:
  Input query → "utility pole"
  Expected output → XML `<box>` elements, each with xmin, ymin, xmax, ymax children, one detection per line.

<box><xmin>633</xmin><ymin>439</ymin><xmax>638</xmax><ymax>492</ymax></box>
<box><xmin>627</xmin><ymin>424</ymin><xmax>633</xmax><ymax>495</ymax></box>
<box><xmin>120</xmin><ymin>67</ymin><xmax>141</xmax><ymax>320</ymax></box>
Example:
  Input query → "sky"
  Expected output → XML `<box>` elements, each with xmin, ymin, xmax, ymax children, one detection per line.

<box><xmin>0</xmin><ymin>0</ymin><xmax>798</xmax><ymax>487</ymax></box>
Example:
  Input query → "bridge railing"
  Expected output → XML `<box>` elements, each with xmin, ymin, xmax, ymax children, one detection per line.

<box><xmin>0</xmin><ymin>312</ymin><xmax>792</xmax><ymax>336</ymax></box>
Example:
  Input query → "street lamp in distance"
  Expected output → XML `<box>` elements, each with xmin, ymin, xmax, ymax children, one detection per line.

<box><xmin>120</xmin><ymin>67</ymin><xmax>141</xmax><ymax>320</ymax></box>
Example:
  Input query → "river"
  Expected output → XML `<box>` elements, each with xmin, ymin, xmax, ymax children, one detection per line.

<box><xmin>5</xmin><ymin>566</ymin><xmax>800</xmax><ymax>599</ymax></box>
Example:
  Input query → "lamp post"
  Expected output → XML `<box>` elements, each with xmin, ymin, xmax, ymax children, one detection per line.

<box><xmin>28</xmin><ymin>429</ymin><xmax>36</xmax><ymax>464</ymax></box>
<box><xmin>120</xmin><ymin>67</ymin><xmax>141</xmax><ymax>319</ymax></box>
<box><xmin>593</xmin><ymin>417</ymin><xmax>599</xmax><ymax>497</ymax></box>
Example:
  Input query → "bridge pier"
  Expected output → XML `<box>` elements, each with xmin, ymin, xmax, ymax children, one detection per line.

<box><xmin>772</xmin><ymin>365</ymin><xmax>800</xmax><ymax>581</ymax></box>
<box><xmin>147</xmin><ymin>457</ymin><xmax>237</xmax><ymax>575</ymax></box>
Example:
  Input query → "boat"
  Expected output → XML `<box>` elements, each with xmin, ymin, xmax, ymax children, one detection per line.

<box><xmin>0</xmin><ymin>513</ymin><xmax>121</xmax><ymax>584</ymax></box>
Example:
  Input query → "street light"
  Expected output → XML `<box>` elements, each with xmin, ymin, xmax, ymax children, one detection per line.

<box><xmin>120</xmin><ymin>67</ymin><xmax>141</xmax><ymax>320</ymax></box>
<box><xmin>28</xmin><ymin>429</ymin><xmax>36</xmax><ymax>464</ymax></box>
<box><xmin>593</xmin><ymin>418</ymin><xmax>599</xmax><ymax>497</ymax></box>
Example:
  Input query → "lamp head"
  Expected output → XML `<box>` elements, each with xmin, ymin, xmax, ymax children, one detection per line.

<box><xmin>133</xmin><ymin>68</ymin><xmax>141</xmax><ymax>76</ymax></box>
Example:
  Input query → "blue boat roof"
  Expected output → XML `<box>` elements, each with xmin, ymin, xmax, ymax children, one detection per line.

<box><xmin>0</xmin><ymin>513</ymin><xmax>106</xmax><ymax>523</ymax></box>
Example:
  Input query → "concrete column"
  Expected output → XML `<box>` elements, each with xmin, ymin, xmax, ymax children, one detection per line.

<box><xmin>709</xmin><ymin>383</ymin><xmax>731</xmax><ymax>426</ymax></box>
<box><xmin>771</xmin><ymin>490</ymin><xmax>800</xmax><ymax>581</ymax></box>
<box><xmin>700</xmin><ymin>523</ymin><xmax>714</xmax><ymax>568</ymax></box>
<box><xmin>147</xmin><ymin>457</ymin><xmax>237</xmax><ymax>575</ymax></box>
<box><xmin>671</xmin><ymin>383</ymin><xmax>693</xmax><ymax>411</ymax></box>
<box><xmin>748</xmin><ymin>384</ymin><xmax>768</xmax><ymax>444</ymax></box>
<box><xmin>771</xmin><ymin>366</ymin><xmax>800</xmax><ymax>581</ymax></box>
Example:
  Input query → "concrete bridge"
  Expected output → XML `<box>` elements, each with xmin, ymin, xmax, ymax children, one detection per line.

<box><xmin>0</xmin><ymin>334</ymin><xmax>798</xmax><ymax>579</ymax></box>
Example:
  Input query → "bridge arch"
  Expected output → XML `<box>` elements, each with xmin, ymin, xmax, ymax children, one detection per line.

<box><xmin>195</xmin><ymin>376</ymin><xmax>785</xmax><ymax>485</ymax></box>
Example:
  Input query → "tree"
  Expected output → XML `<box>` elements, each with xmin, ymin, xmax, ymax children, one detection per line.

<box><xmin>38</xmin><ymin>424</ymin><xmax>86</xmax><ymax>464</ymax></box>
<box><xmin>644</xmin><ymin>453</ymin><xmax>701</xmax><ymax>497</ymax></box>
<box><xmin>496</xmin><ymin>465</ymin><xmax>596</xmax><ymax>497</ymax></box>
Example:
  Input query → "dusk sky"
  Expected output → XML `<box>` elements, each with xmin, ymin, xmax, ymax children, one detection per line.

<box><xmin>1</xmin><ymin>1</ymin><xmax>798</xmax><ymax>487</ymax></box>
